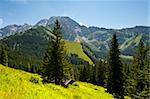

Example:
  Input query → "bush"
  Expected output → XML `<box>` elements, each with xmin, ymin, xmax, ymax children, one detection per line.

<box><xmin>30</xmin><ymin>76</ymin><xmax>41</xmax><ymax>84</ymax></box>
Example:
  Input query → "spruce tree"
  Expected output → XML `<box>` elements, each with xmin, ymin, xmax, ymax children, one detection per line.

<box><xmin>79</xmin><ymin>65</ymin><xmax>88</xmax><ymax>82</ymax></box>
<box><xmin>107</xmin><ymin>34</ymin><xmax>124</xmax><ymax>98</ymax></box>
<box><xmin>91</xmin><ymin>65</ymin><xmax>97</xmax><ymax>84</ymax></box>
<box><xmin>43</xmin><ymin>20</ymin><xmax>69</xmax><ymax>85</ymax></box>
<box><xmin>131</xmin><ymin>40</ymin><xmax>150</xmax><ymax>98</ymax></box>
<box><xmin>123</xmin><ymin>63</ymin><xmax>137</xmax><ymax>97</ymax></box>
<box><xmin>104</xmin><ymin>61</ymin><xmax>110</xmax><ymax>88</ymax></box>
<box><xmin>95</xmin><ymin>60</ymin><xmax>105</xmax><ymax>86</ymax></box>
<box><xmin>79</xmin><ymin>62</ymin><xmax>92</xmax><ymax>83</ymax></box>
<box><xmin>0</xmin><ymin>46</ymin><xmax>8</xmax><ymax>66</ymax></box>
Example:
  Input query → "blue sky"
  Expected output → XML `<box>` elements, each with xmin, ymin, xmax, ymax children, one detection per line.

<box><xmin>0</xmin><ymin>0</ymin><xmax>149</xmax><ymax>29</ymax></box>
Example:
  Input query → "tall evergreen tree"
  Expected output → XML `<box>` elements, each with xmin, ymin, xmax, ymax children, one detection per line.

<box><xmin>43</xmin><ymin>20</ymin><xmax>69</xmax><ymax>85</ymax></box>
<box><xmin>95</xmin><ymin>60</ymin><xmax>106</xmax><ymax>86</ymax></box>
<box><xmin>0</xmin><ymin>46</ymin><xmax>8</xmax><ymax>66</ymax></box>
<box><xmin>90</xmin><ymin>65</ymin><xmax>97</xmax><ymax>84</ymax></box>
<box><xmin>103</xmin><ymin>61</ymin><xmax>110</xmax><ymax>88</ymax></box>
<box><xmin>128</xmin><ymin>40</ymin><xmax>150</xmax><ymax>98</ymax></box>
<box><xmin>123</xmin><ymin>63</ymin><xmax>137</xmax><ymax>97</ymax></box>
<box><xmin>79</xmin><ymin>65</ymin><xmax>88</xmax><ymax>82</ymax></box>
<box><xmin>107</xmin><ymin>34</ymin><xmax>124</xmax><ymax>98</ymax></box>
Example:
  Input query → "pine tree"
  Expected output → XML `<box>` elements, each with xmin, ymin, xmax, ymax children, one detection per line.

<box><xmin>130</xmin><ymin>40</ymin><xmax>150</xmax><ymax>98</ymax></box>
<box><xmin>63</xmin><ymin>59</ymin><xmax>74</xmax><ymax>80</ymax></box>
<box><xmin>90</xmin><ymin>65</ymin><xmax>97</xmax><ymax>84</ymax></box>
<box><xmin>123</xmin><ymin>63</ymin><xmax>137</xmax><ymax>97</ymax></box>
<box><xmin>95</xmin><ymin>60</ymin><xmax>105</xmax><ymax>86</ymax></box>
<box><xmin>79</xmin><ymin>65</ymin><xmax>88</xmax><ymax>82</ymax></box>
<box><xmin>107</xmin><ymin>34</ymin><xmax>124</xmax><ymax>98</ymax></box>
<box><xmin>79</xmin><ymin>62</ymin><xmax>92</xmax><ymax>83</ymax></box>
<box><xmin>73</xmin><ymin>65</ymin><xmax>80</xmax><ymax>81</ymax></box>
<box><xmin>43</xmin><ymin>20</ymin><xmax>70</xmax><ymax>85</ymax></box>
<box><xmin>0</xmin><ymin>46</ymin><xmax>8</xmax><ymax>66</ymax></box>
<box><xmin>103</xmin><ymin>61</ymin><xmax>110</xmax><ymax>88</ymax></box>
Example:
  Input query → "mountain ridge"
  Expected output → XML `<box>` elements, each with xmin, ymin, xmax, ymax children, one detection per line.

<box><xmin>0</xmin><ymin>16</ymin><xmax>149</xmax><ymax>58</ymax></box>
<box><xmin>0</xmin><ymin>16</ymin><xmax>149</xmax><ymax>38</ymax></box>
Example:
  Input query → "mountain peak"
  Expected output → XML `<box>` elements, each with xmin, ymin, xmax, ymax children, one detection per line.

<box><xmin>36</xmin><ymin>19</ymin><xmax>49</xmax><ymax>26</ymax></box>
<box><xmin>49</xmin><ymin>16</ymin><xmax>70</xmax><ymax>19</ymax></box>
<box><xmin>0</xmin><ymin>23</ymin><xmax>32</xmax><ymax>37</ymax></box>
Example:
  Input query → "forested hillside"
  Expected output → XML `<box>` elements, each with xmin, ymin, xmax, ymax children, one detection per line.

<box><xmin>0</xmin><ymin>17</ymin><xmax>149</xmax><ymax>58</ymax></box>
<box><xmin>0</xmin><ymin>26</ymin><xmax>93</xmax><ymax>73</ymax></box>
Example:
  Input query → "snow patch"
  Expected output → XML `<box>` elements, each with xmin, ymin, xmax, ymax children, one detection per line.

<box><xmin>79</xmin><ymin>22</ymin><xmax>88</xmax><ymax>27</ymax></box>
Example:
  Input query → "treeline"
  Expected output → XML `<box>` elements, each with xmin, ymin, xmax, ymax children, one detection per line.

<box><xmin>0</xmin><ymin>20</ymin><xmax>149</xmax><ymax>98</ymax></box>
<box><xmin>78</xmin><ymin>34</ymin><xmax>150</xmax><ymax>98</ymax></box>
<box><xmin>0</xmin><ymin>44</ymin><xmax>8</xmax><ymax>66</ymax></box>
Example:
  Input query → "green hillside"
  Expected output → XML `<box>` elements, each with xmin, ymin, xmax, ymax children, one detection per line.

<box><xmin>120</xmin><ymin>34</ymin><xmax>143</xmax><ymax>51</ymax></box>
<box><xmin>0</xmin><ymin>64</ymin><xmax>113</xmax><ymax>99</ymax></box>
<box><xmin>65</xmin><ymin>41</ymin><xmax>93</xmax><ymax>64</ymax></box>
<box><xmin>1</xmin><ymin>26</ymin><xmax>93</xmax><ymax>69</ymax></box>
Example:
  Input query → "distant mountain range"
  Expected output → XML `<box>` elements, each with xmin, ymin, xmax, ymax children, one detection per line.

<box><xmin>0</xmin><ymin>24</ymin><xmax>32</xmax><ymax>38</ymax></box>
<box><xmin>0</xmin><ymin>16</ymin><xmax>149</xmax><ymax>58</ymax></box>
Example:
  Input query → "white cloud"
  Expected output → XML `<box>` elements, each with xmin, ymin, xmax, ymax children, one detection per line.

<box><xmin>79</xmin><ymin>22</ymin><xmax>88</xmax><ymax>27</ymax></box>
<box><xmin>0</xmin><ymin>18</ymin><xmax>3</xmax><ymax>28</ymax></box>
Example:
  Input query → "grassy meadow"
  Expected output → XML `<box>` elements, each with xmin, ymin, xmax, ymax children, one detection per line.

<box><xmin>65</xmin><ymin>41</ymin><xmax>93</xmax><ymax>64</ymax></box>
<box><xmin>0</xmin><ymin>64</ymin><xmax>113</xmax><ymax>99</ymax></box>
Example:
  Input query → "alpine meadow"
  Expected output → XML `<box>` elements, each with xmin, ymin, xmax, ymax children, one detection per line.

<box><xmin>0</xmin><ymin>0</ymin><xmax>149</xmax><ymax>99</ymax></box>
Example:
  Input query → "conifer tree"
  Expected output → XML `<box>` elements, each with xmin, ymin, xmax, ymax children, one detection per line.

<box><xmin>103</xmin><ymin>61</ymin><xmax>110</xmax><ymax>88</ymax></box>
<box><xmin>79</xmin><ymin>65</ymin><xmax>88</xmax><ymax>82</ymax></box>
<box><xmin>90</xmin><ymin>65</ymin><xmax>97</xmax><ymax>84</ymax></box>
<box><xmin>107</xmin><ymin>34</ymin><xmax>124</xmax><ymax>98</ymax></box>
<box><xmin>43</xmin><ymin>20</ymin><xmax>69</xmax><ymax>85</ymax></box>
<box><xmin>123</xmin><ymin>63</ymin><xmax>137</xmax><ymax>97</ymax></box>
<box><xmin>0</xmin><ymin>46</ymin><xmax>8</xmax><ymax>66</ymax></box>
<box><xmin>95</xmin><ymin>60</ymin><xmax>105</xmax><ymax>86</ymax></box>
<box><xmin>129</xmin><ymin>40</ymin><xmax>150</xmax><ymax>98</ymax></box>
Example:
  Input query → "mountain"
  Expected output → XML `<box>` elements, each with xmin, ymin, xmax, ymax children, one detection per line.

<box><xmin>81</xmin><ymin>26</ymin><xmax>150</xmax><ymax>58</ymax></box>
<box><xmin>0</xmin><ymin>16</ymin><xmax>149</xmax><ymax>58</ymax></box>
<box><xmin>36</xmin><ymin>16</ymin><xmax>83</xmax><ymax>41</ymax></box>
<box><xmin>0</xmin><ymin>24</ymin><xmax>32</xmax><ymax>38</ymax></box>
<box><xmin>35</xmin><ymin>17</ymin><xmax>150</xmax><ymax>57</ymax></box>
<box><xmin>0</xmin><ymin>26</ymin><xmax>93</xmax><ymax>70</ymax></box>
<box><xmin>0</xmin><ymin>64</ymin><xmax>113</xmax><ymax>98</ymax></box>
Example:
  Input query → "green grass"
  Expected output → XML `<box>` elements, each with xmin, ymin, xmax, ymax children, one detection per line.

<box><xmin>65</xmin><ymin>41</ymin><xmax>93</xmax><ymax>64</ymax></box>
<box><xmin>0</xmin><ymin>64</ymin><xmax>113</xmax><ymax>99</ymax></box>
<box><xmin>46</xmin><ymin>29</ymin><xmax>93</xmax><ymax>64</ymax></box>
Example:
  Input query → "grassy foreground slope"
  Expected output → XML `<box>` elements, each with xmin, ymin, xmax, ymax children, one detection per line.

<box><xmin>0</xmin><ymin>64</ymin><xmax>113</xmax><ymax>99</ymax></box>
<box><xmin>65</xmin><ymin>41</ymin><xmax>93</xmax><ymax>64</ymax></box>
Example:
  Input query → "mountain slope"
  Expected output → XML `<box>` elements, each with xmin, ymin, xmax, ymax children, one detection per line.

<box><xmin>0</xmin><ymin>24</ymin><xmax>32</xmax><ymax>37</ymax></box>
<box><xmin>0</xmin><ymin>26</ymin><xmax>93</xmax><ymax>69</ymax></box>
<box><xmin>0</xmin><ymin>16</ymin><xmax>149</xmax><ymax>58</ymax></box>
<box><xmin>35</xmin><ymin>17</ymin><xmax>149</xmax><ymax>57</ymax></box>
<box><xmin>120</xmin><ymin>34</ymin><xmax>149</xmax><ymax>55</ymax></box>
<box><xmin>65</xmin><ymin>41</ymin><xmax>93</xmax><ymax>64</ymax></box>
<box><xmin>36</xmin><ymin>16</ymin><xmax>82</xmax><ymax>41</ymax></box>
<box><xmin>0</xmin><ymin>64</ymin><xmax>113</xmax><ymax>99</ymax></box>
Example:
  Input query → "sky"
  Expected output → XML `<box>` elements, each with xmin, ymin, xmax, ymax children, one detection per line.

<box><xmin>0</xmin><ymin>0</ymin><xmax>149</xmax><ymax>29</ymax></box>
